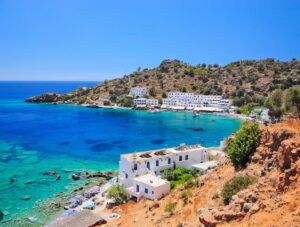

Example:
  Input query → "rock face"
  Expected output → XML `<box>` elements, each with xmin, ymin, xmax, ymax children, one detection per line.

<box><xmin>198</xmin><ymin>119</ymin><xmax>300</xmax><ymax>226</ymax></box>
<box><xmin>25</xmin><ymin>93</ymin><xmax>61</xmax><ymax>103</ymax></box>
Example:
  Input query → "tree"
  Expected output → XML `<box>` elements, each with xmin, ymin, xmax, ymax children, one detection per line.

<box><xmin>180</xmin><ymin>86</ymin><xmax>187</xmax><ymax>93</ymax></box>
<box><xmin>286</xmin><ymin>87</ymin><xmax>300</xmax><ymax>117</ymax></box>
<box><xmin>264</xmin><ymin>89</ymin><xmax>284</xmax><ymax>121</ymax></box>
<box><xmin>227</xmin><ymin>122</ymin><xmax>261</xmax><ymax>169</ymax></box>
<box><xmin>149</xmin><ymin>86</ymin><xmax>157</xmax><ymax>97</ymax></box>
<box><xmin>106</xmin><ymin>185</ymin><xmax>128</xmax><ymax>205</ymax></box>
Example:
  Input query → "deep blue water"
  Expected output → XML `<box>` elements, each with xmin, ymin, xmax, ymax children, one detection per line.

<box><xmin>0</xmin><ymin>81</ymin><xmax>242</xmax><ymax>225</ymax></box>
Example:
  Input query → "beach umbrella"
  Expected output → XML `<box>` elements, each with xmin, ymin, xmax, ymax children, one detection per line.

<box><xmin>75</xmin><ymin>195</ymin><xmax>84</xmax><ymax>199</ymax></box>
<box><xmin>85</xmin><ymin>202</ymin><xmax>94</xmax><ymax>209</ymax></box>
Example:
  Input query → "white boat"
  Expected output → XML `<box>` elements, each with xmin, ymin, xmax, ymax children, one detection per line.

<box><xmin>193</xmin><ymin>112</ymin><xmax>200</xmax><ymax>117</ymax></box>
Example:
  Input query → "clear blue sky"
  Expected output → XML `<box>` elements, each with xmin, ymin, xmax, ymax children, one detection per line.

<box><xmin>0</xmin><ymin>0</ymin><xmax>299</xmax><ymax>81</ymax></box>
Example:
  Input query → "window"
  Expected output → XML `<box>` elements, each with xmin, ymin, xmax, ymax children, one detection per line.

<box><xmin>179</xmin><ymin>156</ymin><xmax>182</xmax><ymax>161</ymax></box>
<box><xmin>134</xmin><ymin>163</ymin><xmax>138</xmax><ymax>171</ymax></box>
<box><xmin>185</xmin><ymin>155</ymin><xmax>189</xmax><ymax>160</ymax></box>
<box><xmin>152</xmin><ymin>191</ymin><xmax>154</xmax><ymax>194</ymax></box>
<box><xmin>168</xmin><ymin>158</ymin><xmax>171</xmax><ymax>164</ymax></box>
<box><xmin>156</xmin><ymin>160</ymin><xmax>159</xmax><ymax>167</ymax></box>
<box><xmin>145</xmin><ymin>188</ymin><xmax>148</xmax><ymax>194</ymax></box>
<box><xmin>136</xmin><ymin>185</ymin><xmax>139</xmax><ymax>192</ymax></box>
<box><xmin>125</xmin><ymin>173</ymin><xmax>128</xmax><ymax>178</ymax></box>
<box><xmin>147</xmin><ymin>161</ymin><xmax>150</xmax><ymax>170</ymax></box>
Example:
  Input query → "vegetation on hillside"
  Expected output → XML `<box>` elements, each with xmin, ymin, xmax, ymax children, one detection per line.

<box><xmin>106</xmin><ymin>185</ymin><xmax>128</xmax><ymax>205</ymax></box>
<box><xmin>29</xmin><ymin>58</ymin><xmax>300</xmax><ymax>118</ymax></box>
<box><xmin>164</xmin><ymin>202</ymin><xmax>177</xmax><ymax>214</ymax></box>
<box><xmin>221</xmin><ymin>176</ymin><xmax>256</xmax><ymax>205</ymax></box>
<box><xmin>162</xmin><ymin>167</ymin><xmax>203</xmax><ymax>189</ymax></box>
<box><xmin>227</xmin><ymin>122</ymin><xmax>261</xmax><ymax>169</ymax></box>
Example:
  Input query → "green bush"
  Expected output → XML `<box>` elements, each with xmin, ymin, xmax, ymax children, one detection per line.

<box><xmin>103</xmin><ymin>100</ymin><xmax>111</xmax><ymax>106</ymax></box>
<box><xmin>181</xmin><ymin>190</ymin><xmax>192</xmax><ymax>204</ymax></box>
<box><xmin>239</xmin><ymin>103</ymin><xmax>258</xmax><ymax>116</ymax></box>
<box><xmin>183</xmin><ymin>178</ymin><xmax>196</xmax><ymax>189</ymax></box>
<box><xmin>227</xmin><ymin>122</ymin><xmax>261</xmax><ymax>168</ymax></box>
<box><xmin>106</xmin><ymin>185</ymin><xmax>128</xmax><ymax>205</ymax></box>
<box><xmin>162</xmin><ymin>168</ymin><xmax>193</xmax><ymax>189</ymax></box>
<box><xmin>164</xmin><ymin>202</ymin><xmax>177</xmax><ymax>214</ymax></box>
<box><xmin>222</xmin><ymin>176</ymin><xmax>256</xmax><ymax>205</ymax></box>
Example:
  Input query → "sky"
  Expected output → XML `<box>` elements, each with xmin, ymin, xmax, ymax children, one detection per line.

<box><xmin>0</xmin><ymin>0</ymin><xmax>299</xmax><ymax>81</ymax></box>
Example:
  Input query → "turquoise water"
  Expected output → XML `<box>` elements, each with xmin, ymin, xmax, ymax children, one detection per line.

<box><xmin>0</xmin><ymin>81</ymin><xmax>242</xmax><ymax>226</ymax></box>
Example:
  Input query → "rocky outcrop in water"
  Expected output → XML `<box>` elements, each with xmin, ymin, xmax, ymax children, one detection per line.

<box><xmin>25</xmin><ymin>93</ymin><xmax>61</xmax><ymax>103</ymax></box>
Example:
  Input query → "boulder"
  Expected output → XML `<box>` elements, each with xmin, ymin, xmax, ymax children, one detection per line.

<box><xmin>249</xmin><ymin>203</ymin><xmax>260</xmax><ymax>214</ymax></box>
<box><xmin>242</xmin><ymin>203</ymin><xmax>253</xmax><ymax>212</ymax></box>
<box><xmin>148</xmin><ymin>202</ymin><xmax>159</xmax><ymax>211</ymax></box>
<box><xmin>72</xmin><ymin>174</ymin><xmax>80</xmax><ymax>180</ymax></box>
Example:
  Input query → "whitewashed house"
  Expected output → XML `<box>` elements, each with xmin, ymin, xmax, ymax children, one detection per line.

<box><xmin>129</xmin><ymin>87</ymin><xmax>147</xmax><ymax>98</ymax></box>
<box><xmin>118</xmin><ymin>144</ymin><xmax>209</xmax><ymax>200</ymax></box>
<box><xmin>127</xmin><ymin>174</ymin><xmax>170</xmax><ymax>200</ymax></box>
<box><xmin>250</xmin><ymin>108</ymin><xmax>271</xmax><ymax>122</ymax></box>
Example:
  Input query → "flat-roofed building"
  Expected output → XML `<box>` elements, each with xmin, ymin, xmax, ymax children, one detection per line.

<box><xmin>129</xmin><ymin>87</ymin><xmax>147</xmax><ymax>98</ymax></box>
<box><xmin>133</xmin><ymin>98</ymin><xmax>159</xmax><ymax>107</ymax></box>
<box><xmin>118</xmin><ymin>144</ymin><xmax>209</xmax><ymax>200</ymax></box>
<box><xmin>126</xmin><ymin>174</ymin><xmax>170</xmax><ymax>201</ymax></box>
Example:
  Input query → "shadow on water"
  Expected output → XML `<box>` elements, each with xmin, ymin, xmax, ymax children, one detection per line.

<box><xmin>89</xmin><ymin>142</ymin><xmax>115</xmax><ymax>152</ymax></box>
<box><xmin>58</xmin><ymin>141</ymin><xmax>70</xmax><ymax>146</ymax></box>
<box><xmin>84</xmin><ymin>139</ymin><xmax>104</xmax><ymax>144</ymax></box>
<box><xmin>150</xmin><ymin>139</ymin><xmax>166</xmax><ymax>145</ymax></box>
<box><xmin>186</xmin><ymin>127</ymin><xmax>204</xmax><ymax>132</ymax></box>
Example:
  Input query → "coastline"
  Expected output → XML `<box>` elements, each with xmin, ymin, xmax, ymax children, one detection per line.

<box><xmin>1</xmin><ymin>95</ymin><xmax>243</xmax><ymax>226</ymax></box>
<box><xmin>31</xmin><ymin>101</ymin><xmax>247</xmax><ymax>122</ymax></box>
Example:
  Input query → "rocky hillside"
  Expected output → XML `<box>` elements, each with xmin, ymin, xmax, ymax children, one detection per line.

<box><xmin>97</xmin><ymin>119</ymin><xmax>300</xmax><ymax>227</ymax></box>
<box><xmin>26</xmin><ymin>58</ymin><xmax>300</xmax><ymax>107</ymax></box>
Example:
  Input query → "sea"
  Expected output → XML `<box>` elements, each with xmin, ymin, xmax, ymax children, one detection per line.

<box><xmin>0</xmin><ymin>81</ymin><xmax>242</xmax><ymax>226</ymax></box>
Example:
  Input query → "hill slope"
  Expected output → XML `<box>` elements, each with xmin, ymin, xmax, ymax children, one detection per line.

<box><xmin>98</xmin><ymin>119</ymin><xmax>300</xmax><ymax>227</ymax></box>
<box><xmin>26</xmin><ymin>58</ymin><xmax>300</xmax><ymax>107</ymax></box>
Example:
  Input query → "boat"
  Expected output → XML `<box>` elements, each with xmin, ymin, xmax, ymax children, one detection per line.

<box><xmin>193</xmin><ymin>112</ymin><xmax>200</xmax><ymax>117</ymax></box>
<box><xmin>148</xmin><ymin>108</ymin><xmax>160</xmax><ymax>113</ymax></box>
<box><xmin>86</xmin><ymin>104</ymin><xmax>99</xmax><ymax>108</ymax></box>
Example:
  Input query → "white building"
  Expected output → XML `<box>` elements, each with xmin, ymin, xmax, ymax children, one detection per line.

<box><xmin>129</xmin><ymin>87</ymin><xmax>147</xmax><ymax>98</ymax></box>
<box><xmin>133</xmin><ymin>98</ymin><xmax>159</xmax><ymax>107</ymax></box>
<box><xmin>162</xmin><ymin>92</ymin><xmax>230</xmax><ymax>110</ymax></box>
<box><xmin>127</xmin><ymin>174</ymin><xmax>170</xmax><ymax>201</ymax></box>
<box><xmin>118</xmin><ymin>144</ymin><xmax>209</xmax><ymax>200</ymax></box>
<box><xmin>250</xmin><ymin>108</ymin><xmax>271</xmax><ymax>122</ymax></box>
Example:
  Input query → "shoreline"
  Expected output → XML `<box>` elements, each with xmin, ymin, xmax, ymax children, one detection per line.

<box><xmin>27</xmin><ymin>101</ymin><xmax>247</xmax><ymax>122</ymax></box>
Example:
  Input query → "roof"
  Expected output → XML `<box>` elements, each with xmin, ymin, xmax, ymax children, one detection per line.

<box><xmin>121</xmin><ymin>144</ymin><xmax>206</xmax><ymax>161</ymax></box>
<box><xmin>192</xmin><ymin>161</ymin><xmax>218</xmax><ymax>171</ymax></box>
<box><xmin>51</xmin><ymin>210</ymin><xmax>105</xmax><ymax>227</ymax></box>
<box><xmin>133</xmin><ymin>174</ymin><xmax>170</xmax><ymax>187</ymax></box>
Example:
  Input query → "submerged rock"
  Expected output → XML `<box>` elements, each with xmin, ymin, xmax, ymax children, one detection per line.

<box><xmin>9</xmin><ymin>177</ymin><xmax>16</xmax><ymax>183</ymax></box>
<box><xmin>72</xmin><ymin>174</ymin><xmax>80</xmax><ymax>180</ymax></box>
<box><xmin>22</xmin><ymin>195</ymin><xmax>31</xmax><ymax>200</ymax></box>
